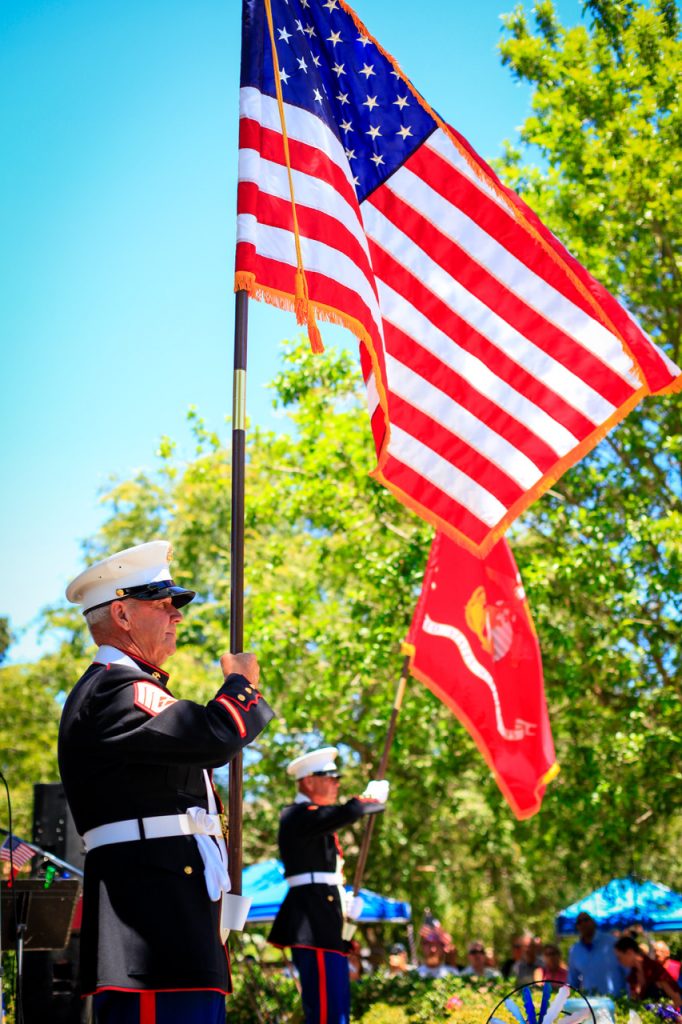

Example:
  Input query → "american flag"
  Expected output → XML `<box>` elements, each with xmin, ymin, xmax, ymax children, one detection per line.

<box><xmin>236</xmin><ymin>0</ymin><xmax>681</xmax><ymax>554</ymax></box>
<box><xmin>0</xmin><ymin>834</ymin><xmax>34</xmax><ymax>870</ymax></box>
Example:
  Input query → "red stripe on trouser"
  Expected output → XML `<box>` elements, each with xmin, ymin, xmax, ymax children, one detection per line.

<box><xmin>316</xmin><ymin>949</ymin><xmax>328</xmax><ymax>1024</ymax></box>
<box><xmin>140</xmin><ymin>992</ymin><xmax>156</xmax><ymax>1024</ymax></box>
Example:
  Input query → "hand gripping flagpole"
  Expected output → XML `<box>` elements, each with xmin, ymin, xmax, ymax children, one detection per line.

<box><xmin>228</xmin><ymin>288</ymin><xmax>249</xmax><ymax>895</ymax></box>
<box><xmin>350</xmin><ymin>654</ymin><xmax>410</xmax><ymax>904</ymax></box>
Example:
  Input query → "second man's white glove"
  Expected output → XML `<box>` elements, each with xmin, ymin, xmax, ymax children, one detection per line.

<box><xmin>344</xmin><ymin>892</ymin><xmax>365</xmax><ymax>920</ymax></box>
<box><xmin>361</xmin><ymin>779</ymin><xmax>390</xmax><ymax>804</ymax></box>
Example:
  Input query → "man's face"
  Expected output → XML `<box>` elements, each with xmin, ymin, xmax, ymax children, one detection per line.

<box><xmin>576</xmin><ymin>915</ymin><xmax>596</xmax><ymax>942</ymax></box>
<box><xmin>118</xmin><ymin>597</ymin><xmax>183</xmax><ymax>666</ymax></box>
<box><xmin>422</xmin><ymin>939</ymin><xmax>444</xmax><ymax>967</ymax></box>
<box><xmin>301</xmin><ymin>775</ymin><xmax>341</xmax><ymax>806</ymax></box>
<box><xmin>389</xmin><ymin>949</ymin><xmax>408</xmax><ymax>971</ymax></box>
<box><xmin>615</xmin><ymin>948</ymin><xmax>637</xmax><ymax>969</ymax></box>
<box><xmin>653</xmin><ymin>942</ymin><xmax>670</xmax><ymax>964</ymax></box>
<box><xmin>467</xmin><ymin>946</ymin><xmax>486</xmax><ymax>971</ymax></box>
<box><xmin>512</xmin><ymin>935</ymin><xmax>529</xmax><ymax>961</ymax></box>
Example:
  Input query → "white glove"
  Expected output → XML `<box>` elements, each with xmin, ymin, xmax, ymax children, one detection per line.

<box><xmin>361</xmin><ymin>779</ymin><xmax>389</xmax><ymax>804</ymax></box>
<box><xmin>186</xmin><ymin>806</ymin><xmax>222</xmax><ymax>837</ymax></box>
<box><xmin>344</xmin><ymin>892</ymin><xmax>364</xmax><ymax>921</ymax></box>
<box><xmin>193</xmin><ymin>834</ymin><xmax>230</xmax><ymax>901</ymax></box>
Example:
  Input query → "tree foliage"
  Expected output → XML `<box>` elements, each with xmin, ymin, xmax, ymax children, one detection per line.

<box><xmin>499</xmin><ymin>0</ymin><xmax>682</xmax><ymax>364</ymax></box>
<box><xmin>0</xmin><ymin>617</ymin><xmax>11</xmax><ymax>665</ymax></box>
<box><xmin>494</xmin><ymin>0</ymin><xmax>682</xmax><ymax>899</ymax></box>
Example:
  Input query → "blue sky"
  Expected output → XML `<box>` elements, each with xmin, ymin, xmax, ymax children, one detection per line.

<box><xmin>1</xmin><ymin>0</ymin><xmax>582</xmax><ymax>662</ymax></box>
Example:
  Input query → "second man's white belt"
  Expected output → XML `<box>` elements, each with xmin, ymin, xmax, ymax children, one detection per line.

<box><xmin>285</xmin><ymin>871</ymin><xmax>344</xmax><ymax>887</ymax></box>
<box><xmin>83</xmin><ymin>810</ymin><xmax>223</xmax><ymax>852</ymax></box>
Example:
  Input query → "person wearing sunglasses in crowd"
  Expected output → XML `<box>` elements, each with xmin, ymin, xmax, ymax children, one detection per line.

<box><xmin>460</xmin><ymin>941</ymin><xmax>501</xmax><ymax>980</ymax></box>
<box><xmin>533</xmin><ymin>944</ymin><xmax>568</xmax><ymax>985</ymax></box>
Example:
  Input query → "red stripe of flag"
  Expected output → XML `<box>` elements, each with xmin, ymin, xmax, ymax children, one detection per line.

<box><xmin>389</xmin><ymin>393</ymin><xmax>526</xmax><ymax>508</ymax></box>
<box><xmin>377</xmin><ymin>456</ymin><xmax>491</xmax><ymax>546</ymax></box>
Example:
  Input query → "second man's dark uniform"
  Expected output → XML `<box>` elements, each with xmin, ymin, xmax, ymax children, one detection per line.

<box><xmin>269</xmin><ymin>792</ymin><xmax>383</xmax><ymax>1024</ymax></box>
<box><xmin>269</xmin><ymin>797</ymin><xmax>374</xmax><ymax>952</ymax></box>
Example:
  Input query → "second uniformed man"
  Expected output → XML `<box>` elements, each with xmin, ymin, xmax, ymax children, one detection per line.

<box><xmin>268</xmin><ymin>747</ymin><xmax>389</xmax><ymax>1024</ymax></box>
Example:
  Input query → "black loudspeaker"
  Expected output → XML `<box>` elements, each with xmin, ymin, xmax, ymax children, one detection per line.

<box><xmin>23</xmin><ymin>784</ymin><xmax>90</xmax><ymax>1024</ymax></box>
<box><xmin>22</xmin><ymin>934</ymin><xmax>91</xmax><ymax>1024</ymax></box>
<box><xmin>32</xmin><ymin>782</ymin><xmax>85</xmax><ymax>872</ymax></box>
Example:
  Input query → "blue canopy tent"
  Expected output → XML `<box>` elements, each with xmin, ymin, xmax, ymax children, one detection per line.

<box><xmin>556</xmin><ymin>878</ymin><xmax>682</xmax><ymax>934</ymax></box>
<box><xmin>243</xmin><ymin>859</ymin><xmax>411</xmax><ymax>924</ymax></box>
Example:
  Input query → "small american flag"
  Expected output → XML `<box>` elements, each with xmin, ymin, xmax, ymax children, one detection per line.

<box><xmin>236</xmin><ymin>0</ymin><xmax>681</xmax><ymax>554</ymax></box>
<box><xmin>0</xmin><ymin>834</ymin><xmax>34</xmax><ymax>870</ymax></box>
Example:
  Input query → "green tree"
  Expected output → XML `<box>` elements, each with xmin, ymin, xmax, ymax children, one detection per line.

<box><xmin>0</xmin><ymin>654</ymin><xmax>65</xmax><ymax>836</ymax></box>
<box><xmin>499</xmin><ymin>0</ymin><xmax>681</xmax><ymax>363</ymax></box>
<box><xmin>0</xmin><ymin>616</ymin><xmax>11</xmax><ymax>664</ymax></box>
<box><xmin>495</xmin><ymin>0</ymin><xmax>682</xmax><ymax>890</ymax></box>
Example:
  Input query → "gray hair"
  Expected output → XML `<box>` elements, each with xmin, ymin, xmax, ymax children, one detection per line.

<box><xmin>84</xmin><ymin>604</ymin><xmax>113</xmax><ymax>637</ymax></box>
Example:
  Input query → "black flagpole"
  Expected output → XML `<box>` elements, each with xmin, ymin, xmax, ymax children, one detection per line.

<box><xmin>228</xmin><ymin>288</ymin><xmax>249</xmax><ymax>893</ymax></box>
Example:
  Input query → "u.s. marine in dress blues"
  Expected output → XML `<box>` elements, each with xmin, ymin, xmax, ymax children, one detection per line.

<box><xmin>58</xmin><ymin>540</ymin><xmax>275</xmax><ymax>1024</ymax></box>
<box><xmin>268</xmin><ymin>748</ymin><xmax>388</xmax><ymax>1024</ymax></box>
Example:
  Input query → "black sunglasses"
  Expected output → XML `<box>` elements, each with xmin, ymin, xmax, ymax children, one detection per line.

<box><xmin>86</xmin><ymin>580</ymin><xmax>195</xmax><ymax>614</ymax></box>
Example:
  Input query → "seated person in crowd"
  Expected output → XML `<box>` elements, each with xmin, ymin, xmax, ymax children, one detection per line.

<box><xmin>348</xmin><ymin>940</ymin><xmax>372</xmax><ymax>982</ymax></box>
<box><xmin>534</xmin><ymin>944</ymin><xmax>568</xmax><ymax>985</ymax></box>
<box><xmin>417</xmin><ymin>919</ymin><xmax>459</xmax><ymax>979</ymax></box>
<box><xmin>510</xmin><ymin>935</ymin><xmax>543</xmax><ymax>986</ymax></box>
<box><xmin>501</xmin><ymin>933</ymin><xmax>531</xmax><ymax>980</ymax></box>
<box><xmin>653</xmin><ymin>941</ymin><xmax>681</xmax><ymax>984</ymax></box>
<box><xmin>460</xmin><ymin>941</ymin><xmax>501</xmax><ymax>980</ymax></box>
<box><xmin>614</xmin><ymin>936</ymin><xmax>681</xmax><ymax>1008</ymax></box>
<box><xmin>386</xmin><ymin>942</ymin><xmax>412</xmax><ymax>977</ymax></box>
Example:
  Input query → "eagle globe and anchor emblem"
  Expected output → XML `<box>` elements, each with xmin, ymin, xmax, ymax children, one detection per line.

<box><xmin>421</xmin><ymin>578</ymin><xmax>537</xmax><ymax>742</ymax></box>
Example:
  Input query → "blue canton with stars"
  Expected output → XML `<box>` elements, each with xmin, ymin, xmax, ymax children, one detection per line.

<box><xmin>241</xmin><ymin>0</ymin><xmax>437</xmax><ymax>203</ymax></box>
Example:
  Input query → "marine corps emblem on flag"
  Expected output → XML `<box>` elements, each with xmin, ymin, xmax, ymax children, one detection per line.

<box><xmin>465</xmin><ymin>584</ymin><xmax>521</xmax><ymax>662</ymax></box>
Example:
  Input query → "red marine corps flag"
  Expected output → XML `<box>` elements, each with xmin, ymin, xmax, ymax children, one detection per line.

<box><xmin>404</xmin><ymin>532</ymin><xmax>558</xmax><ymax>819</ymax></box>
<box><xmin>236</xmin><ymin>0</ymin><xmax>681</xmax><ymax>556</ymax></box>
